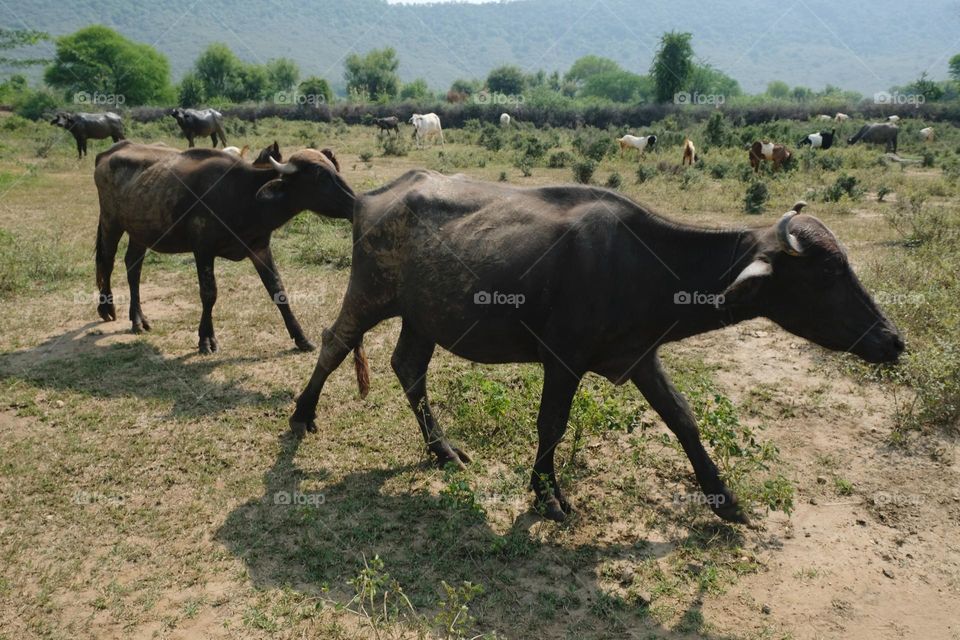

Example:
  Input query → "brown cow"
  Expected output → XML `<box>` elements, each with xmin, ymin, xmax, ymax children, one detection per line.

<box><xmin>682</xmin><ymin>138</ymin><xmax>697</xmax><ymax>166</ymax></box>
<box><xmin>749</xmin><ymin>141</ymin><xmax>792</xmax><ymax>173</ymax></box>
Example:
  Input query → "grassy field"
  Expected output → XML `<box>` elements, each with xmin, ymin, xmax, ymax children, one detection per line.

<box><xmin>0</xmin><ymin>111</ymin><xmax>958</xmax><ymax>639</ymax></box>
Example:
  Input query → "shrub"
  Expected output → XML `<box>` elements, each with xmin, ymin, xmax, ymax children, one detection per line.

<box><xmin>572</xmin><ymin>127</ymin><xmax>615</xmax><ymax>162</ymax></box>
<box><xmin>378</xmin><ymin>134</ymin><xmax>408</xmax><ymax>156</ymax></box>
<box><xmin>743</xmin><ymin>180</ymin><xmax>769</xmax><ymax>214</ymax></box>
<box><xmin>703</xmin><ymin>111</ymin><xmax>729</xmax><ymax>147</ymax></box>
<box><xmin>572</xmin><ymin>159</ymin><xmax>597</xmax><ymax>184</ymax></box>
<box><xmin>605</xmin><ymin>172</ymin><xmax>623</xmax><ymax>189</ymax></box>
<box><xmin>547</xmin><ymin>150</ymin><xmax>574</xmax><ymax>168</ymax></box>
<box><xmin>921</xmin><ymin>150</ymin><xmax>936</xmax><ymax>168</ymax></box>
<box><xmin>709</xmin><ymin>161</ymin><xmax>730</xmax><ymax>179</ymax></box>
<box><xmin>821</xmin><ymin>173</ymin><xmax>862</xmax><ymax>202</ymax></box>
<box><xmin>635</xmin><ymin>164</ymin><xmax>658</xmax><ymax>183</ymax></box>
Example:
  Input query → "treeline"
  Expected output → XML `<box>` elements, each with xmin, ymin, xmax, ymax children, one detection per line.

<box><xmin>2</xmin><ymin>24</ymin><xmax>960</xmax><ymax>124</ymax></box>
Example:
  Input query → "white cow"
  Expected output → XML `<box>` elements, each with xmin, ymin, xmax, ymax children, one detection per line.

<box><xmin>817</xmin><ymin>114</ymin><xmax>833</xmax><ymax>121</ymax></box>
<box><xmin>919</xmin><ymin>126</ymin><xmax>935</xmax><ymax>142</ymax></box>
<box><xmin>617</xmin><ymin>134</ymin><xmax>657</xmax><ymax>157</ymax></box>
<box><xmin>500</xmin><ymin>113</ymin><xmax>511</xmax><ymax>126</ymax></box>
<box><xmin>835</xmin><ymin>112</ymin><xmax>850</xmax><ymax>123</ymax></box>
<box><xmin>887</xmin><ymin>115</ymin><xmax>901</xmax><ymax>124</ymax></box>
<box><xmin>409</xmin><ymin>113</ymin><xmax>444</xmax><ymax>148</ymax></box>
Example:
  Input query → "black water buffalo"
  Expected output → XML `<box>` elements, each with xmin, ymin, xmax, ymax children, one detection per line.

<box><xmin>288</xmin><ymin>171</ymin><xmax>904</xmax><ymax>525</ymax></box>
<box><xmin>847</xmin><ymin>123</ymin><xmax>899</xmax><ymax>152</ymax></box>
<box><xmin>93</xmin><ymin>142</ymin><xmax>351</xmax><ymax>353</ymax></box>
<box><xmin>170</xmin><ymin>108</ymin><xmax>228</xmax><ymax>148</ymax></box>
<box><xmin>50</xmin><ymin>112</ymin><xmax>125</xmax><ymax>159</ymax></box>
<box><xmin>373</xmin><ymin>116</ymin><xmax>400</xmax><ymax>135</ymax></box>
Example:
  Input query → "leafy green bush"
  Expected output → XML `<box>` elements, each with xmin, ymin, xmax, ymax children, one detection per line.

<box><xmin>820</xmin><ymin>173</ymin><xmax>862</xmax><ymax>202</ymax></box>
<box><xmin>743</xmin><ymin>180</ymin><xmax>769</xmax><ymax>214</ymax></box>
<box><xmin>635</xmin><ymin>164</ymin><xmax>658</xmax><ymax>183</ymax></box>
<box><xmin>547</xmin><ymin>150</ymin><xmax>574</xmax><ymax>168</ymax></box>
<box><xmin>572</xmin><ymin>159</ymin><xmax>597</xmax><ymax>184</ymax></box>
<box><xmin>605</xmin><ymin>172</ymin><xmax>623</xmax><ymax>189</ymax></box>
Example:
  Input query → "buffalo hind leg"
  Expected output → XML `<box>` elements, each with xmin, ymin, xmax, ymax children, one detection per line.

<box><xmin>289</xmin><ymin>306</ymin><xmax>378</xmax><ymax>436</ymax></box>
<box><xmin>631</xmin><ymin>355</ymin><xmax>748</xmax><ymax>524</ymax></box>
<box><xmin>210</xmin><ymin>133</ymin><xmax>218</xmax><ymax>148</ymax></box>
<box><xmin>249</xmin><ymin>246</ymin><xmax>313</xmax><ymax>351</ymax></box>
<box><xmin>124</xmin><ymin>241</ymin><xmax>151</xmax><ymax>333</ymax></box>
<box><xmin>530</xmin><ymin>358</ymin><xmax>582</xmax><ymax>522</ymax></box>
<box><xmin>95</xmin><ymin>224</ymin><xmax>123</xmax><ymax>322</ymax></box>
<box><xmin>391</xmin><ymin>323</ymin><xmax>470</xmax><ymax>469</ymax></box>
<box><xmin>195</xmin><ymin>252</ymin><xmax>219</xmax><ymax>354</ymax></box>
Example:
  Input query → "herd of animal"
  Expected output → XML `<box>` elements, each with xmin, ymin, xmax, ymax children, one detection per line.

<box><xmin>44</xmin><ymin>105</ymin><xmax>911</xmax><ymax>526</ymax></box>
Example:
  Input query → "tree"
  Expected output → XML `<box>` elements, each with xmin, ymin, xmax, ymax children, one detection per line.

<box><xmin>344</xmin><ymin>47</ymin><xmax>400</xmax><ymax>100</ymax></box>
<box><xmin>565</xmin><ymin>55</ymin><xmax>621</xmax><ymax>85</ymax></box>
<box><xmin>908</xmin><ymin>72</ymin><xmax>944</xmax><ymax>102</ymax></box>
<box><xmin>486</xmin><ymin>65</ymin><xmax>525</xmax><ymax>96</ymax></box>
<box><xmin>580</xmin><ymin>70</ymin><xmax>651</xmax><ymax>103</ymax></box>
<box><xmin>194</xmin><ymin>43</ymin><xmax>243</xmax><ymax>99</ymax></box>
<box><xmin>298</xmin><ymin>76</ymin><xmax>333</xmax><ymax>105</ymax></box>
<box><xmin>178</xmin><ymin>72</ymin><xmax>205</xmax><ymax>107</ymax></box>
<box><xmin>651</xmin><ymin>31</ymin><xmax>694</xmax><ymax>103</ymax></box>
<box><xmin>766</xmin><ymin>80</ymin><xmax>790</xmax><ymax>99</ymax></box>
<box><xmin>266</xmin><ymin>58</ymin><xmax>299</xmax><ymax>93</ymax></box>
<box><xmin>44</xmin><ymin>25</ymin><xmax>171</xmax><ymax>105</ymax></box>
<box><xmin>688</xmin><ymin>63</ymin><xmax>741</xmax><ymax>98</ymax></box>
<box><xmin>400</xmin><ymin>78</ymin><xmax>430</xmax><ymax>101</ymax></box>
<box><xmin>0</xmin><ymin>28</ymin><xmax>49</xmax><ymax>67</ymax></box>
<box><xmin>229</xmin><ymin>63</ymin><xmax>269</xmax><ymax>102</ymax></box>
<box><xmin>449</xmin><ymin>78</ymin><xmax>480</xmax><ymax>96</ymax></box>
<box><xmin>949</xmin><ymin>54</ymin><xmax>960</xmax><ymax>82</ymax></box>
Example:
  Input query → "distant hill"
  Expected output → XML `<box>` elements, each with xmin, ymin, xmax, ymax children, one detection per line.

<box><xmin>7</xmin><ymin>0</ymin><xmax>958</xmax><ymax>94</ymax></box>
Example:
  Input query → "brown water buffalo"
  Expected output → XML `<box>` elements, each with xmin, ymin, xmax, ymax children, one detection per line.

<box><xmin>51</xmin><ymin>112</ymin><xmax>125</xmax><ymax>159</ymax></box>
<box><xmin>93</xmin><ymin>142</ymin><xmax>352</xmax><ymax>353</ymax></box>
<box><xmin>287</xmin><ymin>170</ymin><xmax>904</xmax><ymax>524</ymax></box>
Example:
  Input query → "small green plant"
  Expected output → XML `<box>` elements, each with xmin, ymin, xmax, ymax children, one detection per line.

<box><xmin>635</xmin><ymin>164</ymin><xmax>658</xmax><ymax>183</ymax></box>
<box><xmin>498</xmin><ymin>171</ymin><xmax>508</xmax><ymax>182</ymax></box>
<box><xmin>834</xmin><ymin>477</ymin><xmax>853</xmax><ymax>496</ymax></box>
<box><xmin>703</xmin><ymin>111</ymin><xmax>729</xmax><ymax>147</ymax></box>
<box><xmin>547</xmin><ymin>150</ymin><xmax>573</xmax><ymax>168</ymax></box>
<box><xmin>605</xmin><ymin>172</ymin><xmax>623</xmax><ymax>189</ymax></box>
<box><xmin>921</xmin><ymin>149</ymin><xmax>936</xmax><ymax>168</ymax></box>
<box><xmin>359</xmin><ymin>150</ymin><xmax>373</xmax><ymax>163</ymax></box>
<box><xmin>709</xmin><ymin>161</ymin><xmax>730</xmax><ymax>179</ymax></box>
<box><xmin>572</xmin><ymin>159</ymin><xmax>597</xmax><ymax>184</ymax></box>
<box><xmin>433</xmin><ymin>581</ymin><xmax>484</xmax><ymax>640</ymax></box>
<box><xmin>821</xmin><ymin>173</ymin><xmax>862</xmax><ymax>202</ymax></box>
<box><xmin>743</xmin><ymin>179</ymin><xmax>769</xmax><ymax>214</ymax></box>
<box><xmin>877</xmin><ymin>185</ymin><xmax>892</xmax><ymax>202</ymax></box>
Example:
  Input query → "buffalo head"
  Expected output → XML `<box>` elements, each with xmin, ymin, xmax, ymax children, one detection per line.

<box><xmin>255</xmin><ymin>149</ymin><xmax>355</xmax><ymax>220</ymax></box>
<box><xmin>721</xmin><ymin>202</ymin><xmax>904</xmax><ymax>364</ymax></box>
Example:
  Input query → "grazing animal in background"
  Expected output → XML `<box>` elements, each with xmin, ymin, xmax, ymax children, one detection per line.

<box><xmin>682</xmin><ymin>138</ymin><xmax>697</xmax><ymax>165</ymax></box>
<box><xmin>847</xmin><ymin>123</ymin><xmax>899</xmax><ymax>152</ymax></box>
<box><xmin>887</xmin><ymin>115</ymin><xmax>900</xmax><ymax>124</ymax></box>
<box><xmin>500</xmin><ymin>113</ymin><xmax>511</xmax><ymax>126</ymax></box>
<box><xmin>288</xmin><ymin>174</ymin><xmax>904</xmax><ymax>525</ymax></box>
<box><xmin>93</xmin><ymin>142</ymin><xmax>351</xmax><ymax>354</ymax></box>
<box><xmin>50</xmin><ymin>112</ymin><xmax>125</xmax><ymax>159</ymax></box>
<box><xmin>223</xmin><ymin>145</ymin><xmax>249</xmax><ymax>158</ymax></box>
<box><xmin>409</xmin><ymin>113</ymin><xmax>444</xmax><ymax>148</ymax></box>
<box><xmin>373</xmin><ymin>116</ymin><xmax>400</xmax><ymax>135</ymax></box>
<box><xmin>817</xmin><ymin>114</ymin><xmax>833</xmax><ymax>121</ymax></box>
<box><xmin>835</xmin><ymin>112</ymin><xmax>850</xmax><ymax>123</ymax></box>
<box><xmin>749</xmin><ymin>141</ymin><xmax>792</xmax><ymax>173</ymax></box>
<box><xmin>798</xmin><ymin>129</ymin><xmax>835</xmax><ymax>150</ymax></box>
<box><xmin>617</xmin><ymin>134</ymin><xmax>657</xmax><ymax>157</ymax></box>
<box><xmin>170</xmin><ymin>107</ymin><xmax>227</xmax><ymax>148</ymax></box>
<box><xmin>919</xmin><ymin>127</ymin><xmax>935</xmax><ymax>142</ymax></box>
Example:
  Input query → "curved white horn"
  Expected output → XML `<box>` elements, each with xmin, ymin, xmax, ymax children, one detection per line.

<box><xmin>777</xmin><ymin>208</ymin><xmax>804</xmax><ymax>256</ymax></box>
<box><xmin>269</xmin><ymin>156</ymin><xmax>297</xmax><ymax>175</ymax></box>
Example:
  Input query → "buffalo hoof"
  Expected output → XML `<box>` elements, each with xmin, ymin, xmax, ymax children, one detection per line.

<box><xmin>433</xmin><ymin>444</ymin><xmax>470</xmax><ymax>470</ymax></box>
<box><xmin>713</xmin><ymin>501</ymin><xmax>751</xmax><ymax>525</ymax></box>
<box><xmin>198</xmin><ymin>336</ymin><xmax>219</xmax><ymax>354</ymax></box>
<box><xmin>98</xmin><ymin>303</ymin><xmax>117</xmax><ymax>322</ymax></box>
<box><xmin>289</xmin><ymin>417</ymin><xmax>318</xmax><ymax>438</ymax></box>
<box><xmin>535</xmin><ymin>495</ymin><xmax>568</xmax><ymax>522</ymax></box>
<box><xmin>295</xmin><ymin>338</ymin><xmax>316</xmax><ymax>352</ymax></box>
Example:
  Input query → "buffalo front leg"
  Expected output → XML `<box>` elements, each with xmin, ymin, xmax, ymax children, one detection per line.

<box><xmin>391</xmin><ymin>323</ymin><xmax>470</xmax><ymax>469</ymax></box>
<box><xmin>289</xmin><ymin>306</ymin><xmax>375</xmax><ymax>437</ymax></box>
<box><xmin>249</xmin><ymin>246</ymin><xmax>313</xmax><ymax>351</ymax></box>
<box><xmin>530</xmin><ymin>358</ymin><xmax>582</xmax><ymax>522</ymax></box>
<box><xmin>631</xmin><ymin>355</ymin><xmax>749</xmax><ymax>524</ymax></box>
<box><xmin>124</xmin><ymin>241</ymin><xmax>151</xmax><ymax>333</ymax></box>
<box><xmin>195</xmin><ymin>253</ymin><xmax>219</xmax><ymax>354</ymax></box>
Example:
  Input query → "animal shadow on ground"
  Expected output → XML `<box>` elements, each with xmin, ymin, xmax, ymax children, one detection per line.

<box><xmin>216</xmin><ymin>431</ymin><xmax>745</xmax><ymax>639</ymax></box>
<box><xmin>0</xmin><ymin>323</ymin><xmax>294</xmax><ymax>417</ymax></box>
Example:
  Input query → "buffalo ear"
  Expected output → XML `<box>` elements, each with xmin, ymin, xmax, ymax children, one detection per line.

<box><xmin>719</xmin><ymin>258</ymin><xmax>772</xmax><ymax>308</ymax></box>
<box><xmin>255</xmin><ymin>178</ymin><xmax>287</xmax><ymax>203</ymax></box>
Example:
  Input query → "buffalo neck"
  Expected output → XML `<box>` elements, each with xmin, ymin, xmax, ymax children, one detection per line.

<box><xmin>641</xmin><ymin>221</ymin><xmax>762</xmax><ymax>341</ymax></box>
